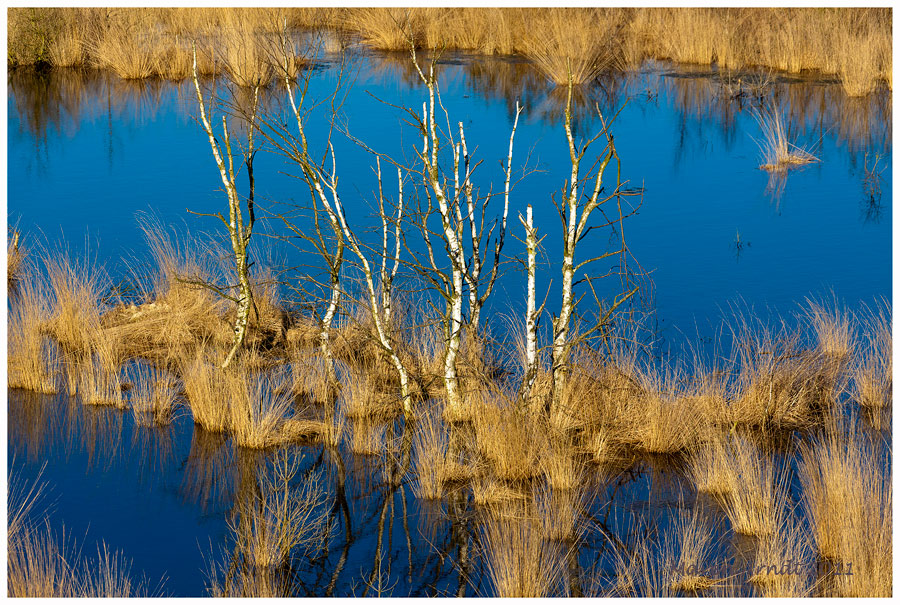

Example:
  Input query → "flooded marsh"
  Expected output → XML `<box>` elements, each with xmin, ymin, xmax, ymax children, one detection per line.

<box><xmin>6</xmin><ymin>20</ymin><xmax>892</xmax><ymax>599</ymax></box>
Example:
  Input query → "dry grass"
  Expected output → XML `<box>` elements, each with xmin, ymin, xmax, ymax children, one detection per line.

<box><xmin>106</xmin><ymin>220</ymin><xmax>232</xmax><ymax>363</ymax></box>
<box><xmin>8</xmin><ymin>272</ymin><xmax>60</xmax><ymax>394</ymax></box>
<box><xmin>624</xmin><ymin>364</ymin><xmax>704</xmax><ymax>453</ymax></box>
<box><xmin>128</xmin><ymin>362</ymin><xmax>179</xmax><ymax>426</ymax></box>
<box><xmin>43</xmin><ymin>250</ymin><xmax>108</xmax><ymax>355</ymax></box>
<box><xmin>728</xmin><ymin>317</ymin><xmax>829</xmax><ymax>429</ymax></box>
<box><xmin>91</xmin><ymin>23</ymin><xmax>159</xmax><ymax>79</ymax></box>
<box><xmin>667</xmin><ymin>506</ymin><xmax>721</xmax><ymax>594</ymax></box>
<box><xmin>77</xmin><ymin>349</ymin><xmax>125</xmax><ymax>408</ymax></box>
<box><xmin>540</xmin><ymin>437</ymin><xmax>584</xmax><ymax>491</ymax></box>
<box><xmin>227</xmin><ymin>368</ymin><xmax>295</xmax><ymax>450</ymax></box>
<box><xmin>754</xmin><ymin>106</ymin><xmax>820</xmax><ymax>172</ymax></box>
<box><xmin>852</xmin><ymin>302</ymin><xmax>891</xmax><ymax>409</ymax></box>
<box><xmin>717</xmin><ymin>436</ymin><xmax>790</xmax><ymax>537</ymax></box>
<box><xmin>533</xmin><ymin>482</ymin><xmax>584</xmax><ymax>542</ymax></box>
<box><xmin>472</xmin><ymin>477</ymin><xmax>528</xmax><ymax>508</ymax></box>
<box><xmin>8</xmin><ymin>467</ymin><xmax>147</xmax><ymax>597</ymax></box>
<box><xmin>412</xmin><ymin>404</ymin><xmax>450</xmax><ymax>500</ymax></box>
<box><xmin>521</xmin><ymin>8</ymin><xmax>624</xmax><ymax>85</ymax></box>
<box><xmin>179</xmin><ymin>347</ymin><xmax>230</xmax><ymax>433</ymax></box>
<box><xmin>479</xmin><ymin>505</ymin><xmax>567</xmax><ymax>597</ymax></box>
<box><xmin>9</xmin><ymin>8</ymin><xmax>890</xmax><ymax>95</ymax></box>
<box><xmin>804</xmin><ymin>298</ymin><xmax>854</xmax><ymax>360</ymax></box>
<box><xmin>748</xmin><ymin>514</ymin><xmax>814</xmax><ymax>597</ymax></box>
<box><xmin>229</xmin><ymin>451</ymin><xmax>327</xmax><ymax>568</ymax></box>
<box><xmin>474</xmin><ymin>397</ymin><xmax>544</xmax><ymax>481</ymax></box>
<box><xmin>798</xmin><ymin>418</ymin><xmax>891</xmax><ymax>596</ymax></box>
<box><xmin>688</xmin><ymin>435</ymin><xmax>736</xmax><ymax>497</ymax></box>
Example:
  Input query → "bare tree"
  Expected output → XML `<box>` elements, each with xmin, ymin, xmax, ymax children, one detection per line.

<box><xmin>191</xmin><ymin>46</ymin><xmax>259</xmax><ymax>368</ymax></box>
<box><xmin>549</xmin><ymin>72</ymin><xmax>641</xmax><ymax>416</ymax></box>
<box><xmin>408</xmin><ymin>50</ymin><xmax>523</xmax><ymax>413</ymax></box>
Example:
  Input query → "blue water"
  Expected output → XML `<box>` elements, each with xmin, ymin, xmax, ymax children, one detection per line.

<box><xmin>8</xmin><ymin>55</ymin><xmax>891</xmax><ymax>345</ymax></box>
<box><xmin>6</xmin><ymin>50</ymin><xmax>892</xmax><ymax>596</ymax></box>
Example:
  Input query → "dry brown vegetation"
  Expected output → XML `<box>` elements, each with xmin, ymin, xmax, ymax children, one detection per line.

<box><xmin>7</xmin><ymin>468</ymin><xmax>148</xmax><ymax>597</ymax></box>
<box><xmin>7</xmin><ymin>8</ymin><xmax>891</xmax><ymax>96</ymax></box>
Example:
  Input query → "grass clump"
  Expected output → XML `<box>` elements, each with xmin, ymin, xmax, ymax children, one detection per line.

<box><xmin>798</xmin><ymin>418</ymin><xmax>891</xmax><ymax>596</ymax></box>
<box><xmin>852</xmin><ymin>301</ymin><xmax>891</xmax><ymax>410</ymax></box>
<box><xmin>128</xmin><ymin>362</ymin><xmax>179</xmax><ymax>426</ymax></box>
<box><xmin>717</xmin><ymin>436</ymin><xmax>790</xmax><ymax>537</ymax></box>
<box><xmin>8</xmin><ymin>272</ymin><xmax>59</xmax><ymax>394</ymax></box>
<box><xmin>754</xmin><ymin>106</ymin><xmax>820</xmax><ymax>172</ymax></box>
<box><xmin>480</xmin><ymin>505</ymin><xmax>567</xmax><ymax>597</ymax></box>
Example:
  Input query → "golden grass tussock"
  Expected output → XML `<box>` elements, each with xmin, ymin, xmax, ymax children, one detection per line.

<box><xmin>8</xmin><ymin>272</ymin><xmax>60</xmax><ymax>394</ymax></box>
<box><xmin>474</xmin><ymin>397</ymin><xmax>544</xmax><ymax>481</ymax></box>
<box><xmin>43</xmin><ymin>250</ymin><xmax>108</xmax><ymax>355</ymax></box>
<box><xmin>609</xmin><ymin>505</ymin><xmax>721</xmax><ymax>597</ymax></box>
<box><xmin>716</xmin><ymin>436</ymin><xmax>790</xmax><ymax>537</ymax></box>
<box><xmin>748</xmin><ymin>514</ymin><xmax>815</xmax><ymax>597</ymax></box>
<box><xmin>521</xmin><ymin>8</ymin><xmax>624</xmax><ymax>85</ymax></box>
<box><xmin>688</xmin><ymin>434</ymin><xmax>736</xmax><ymax>497</ymax></box>
<box><xmin>852</xmin><ymin>301</ymin><xmax>891</xmax><ymax>409</ymax></box>
<box><xmin>106</xmin><ymin>220</ymin><xmax>232</xmax><ymax>363</ymax></box>
<box><xmin>624</xmin><ymin>364</ymin><xmax>704</xmax><ymax>453</ymax></box>
<box><xmin>804</xmin><ymin>297</ymin><xmax>854</xmax><ymax>360</ymax></box>
<box><xmin>798</xmin><ymin>419</ymin><xmax>891</xmax><ymax>596</ymax></box>
<box><xmin>128</xmin><ymin>362</ymin><xmax>179</xmax><ymax>426</ymax></box>
<box><xmin>540</xmin><ymin>437</ymin><xmax>585</xmax><ymax>491</ymax></box>
<box><xmin>348</xmin><ymin>418</ymin><xmax>390</xmax><ymax>457</ymax></box>
<box><xmin>90</xmin><ymin>22</ymin><xmax>160</xmax><ymax>80</ymax></box>
<box><xmin>533</xmin><ymin>482</ymin><xmax>584</xmax><ymax>542</ymax></box>
<box><xmin>754</xmin><ymin>106</ymin><xmax>820</xmax><ymax>172</ymax></box>
<box><xmin>179</xmin><ymin>347</ymin><xmax>230</xmax><ymax>433</ymax></box>
<box><xmin>479</xmin><ymin>505</ymin><xmax>567</xmax><ymax>597</ymax></box>
<box><xmin>227</xmin><ymin>368</ymin><xmax>295</xmax><ymax>450</ymax></box>
<box><xmin>229</xmin><ymin>451</ymin><xmax>327</xmax><ymax>568</ymax></box>
<box><xmin>472</xmin><ymin>477</ymin><xmax>529</xmax><ymax>509</ymax></box>
<box><xmin>728</xmin><ymin>317</ymin><xmax>831</xmax><ymax>429</ymax></box>
<box><xmin>412</xmin><ymin>404</ymin><xmax>450</xmax><ymax>500</ymax></box>
<box><xmin>77</xmin><ymin>350</ymin><xmax>126</xmax><ymax>408</ymax></box>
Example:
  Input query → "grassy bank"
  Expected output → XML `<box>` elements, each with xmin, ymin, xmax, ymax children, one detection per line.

<box><xmin>7</xmin><ymin>7</ymin><xmax>891</xmax><ymax>96</ymax></box>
